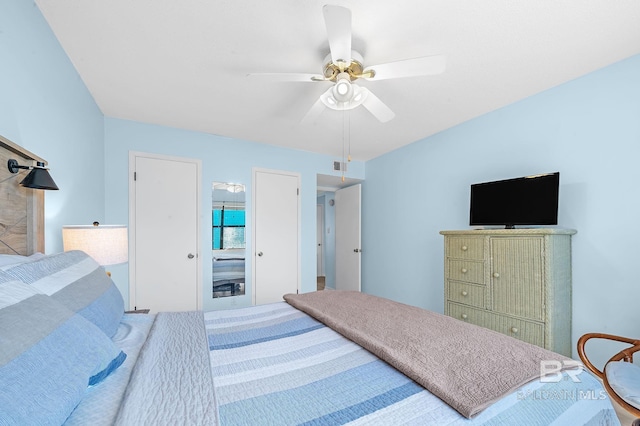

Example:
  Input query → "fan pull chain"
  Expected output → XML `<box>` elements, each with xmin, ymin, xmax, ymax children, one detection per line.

<box><xmin>339</xmin><ymin>107</ymin><xmax>353</xmax><ymax>182</ymax></box>
<box><xmin>347</xmin><ymin>109</ymin><xmax>352</xmax><ymax>163</ymax></box>
<box><xmin>341</xmin><ymin>107</ymin><xmax>346</xmax><ymax>182</ymax></box>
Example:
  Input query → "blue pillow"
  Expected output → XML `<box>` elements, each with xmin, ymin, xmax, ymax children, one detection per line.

<box><xmin>0</xmin><ymin>271</ymin><xmax>126</xmax><ymax>425</ymax></box>
<box><xmin>3</xmin><ymin>250</ymin><xmax>124</xmax><ymax>337</ymax></box>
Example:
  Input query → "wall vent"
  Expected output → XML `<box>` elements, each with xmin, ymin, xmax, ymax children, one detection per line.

<box><xmin>333</xmin><ymin>161</ymin><xmax>347</xmax><ymax>172</ymax></box>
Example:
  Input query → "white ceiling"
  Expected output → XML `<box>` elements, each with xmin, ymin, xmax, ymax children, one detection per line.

<box><xmin>35</xmin><ymin>0</ymin><xmax>640</xmax><ymax>161</ymax></box>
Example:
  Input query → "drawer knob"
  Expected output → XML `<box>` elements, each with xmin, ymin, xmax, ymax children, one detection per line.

<box><xmin>461</xmin><ymin>314</ymin><xmax>468</xmax><ymax>320</ymax></box>
<box><xmin>493</xmin><ymin>272</ymin><xmax>500</xmax><ymax>278</ymax></box>
<box><xmin>461</xmin><ymin>291</ymin><xmax>468</xmax><ymax>296</ymax></box>
<box><xmin>461</xmin><ymin>245</ymin><xmax>468</xmax><ymax>251</ymax></box>
<box><xmin>461</xmin><ymin>268</ymin><xmax>468</xmax><ymax>274</ymax></box>
<box><xmin>511</xmin><ymin>327</ymin><xmax>518</xmax><ymax>334</ymax></box>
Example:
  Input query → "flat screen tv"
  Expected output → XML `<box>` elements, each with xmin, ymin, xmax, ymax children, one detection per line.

<box><xmin>469</xmin><ymin>172</ymin><xmax>559</xmax><ymax>229</ymax></box>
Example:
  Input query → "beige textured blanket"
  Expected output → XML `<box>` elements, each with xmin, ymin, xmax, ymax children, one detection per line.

<box><xmin>283</xmin><ymin>290</ymin><xmax>570</xmax><ymax>418</ymax></box>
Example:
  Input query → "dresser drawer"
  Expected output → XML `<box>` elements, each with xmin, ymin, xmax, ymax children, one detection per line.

<box><xmin>446</xmin><ymin>281</ymin><xmax>485</xmax><ymax>308</ymax></box>
<box><xmin>489</xmin><ymin>314</ymin><xmax>544</xmax><ymax>347</ymax></box>
<box><xmin>447</xmin><ymin>260</ymin><xmax>484</xmax><ymax>284</ymax></box>
<box><xmin>446</xmin><ymin>301</ymin><xmax>485</xmax><ymax>324</ymax></box>
<box><xmin>445</xmin><ymin>236</ymin><xmax>484</xmax><ymax>260</ymax></box>
<box><xmin>447</xmin><ymin>302</ymin><xmax>544</xmax><ymax>347</ymax></box>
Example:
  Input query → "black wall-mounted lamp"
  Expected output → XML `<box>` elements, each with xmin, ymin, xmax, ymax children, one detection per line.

<box><xmin>7</xmin><ymin>159</ymin><xmax>59</xmax><ymax>190</ymax></box>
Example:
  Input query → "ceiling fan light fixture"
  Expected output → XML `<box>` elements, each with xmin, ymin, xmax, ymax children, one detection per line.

<box><xmin>332</xmin><ymin>72</ymin><xmax>353</xmax><ymax>102</ymax></box>
<box><xmin>250</xmin><ymin>6</ymin><xmax>444</xmax><ymax>125</ymax></box>
<box><xmin>336</xmin><ymin>81</ymin><xmax>349</xmax><ymax>95</ymax></box>
<box><xmin>320</xmin><ymin>83</ymin><xmax>368</xmax><ymax>111</ymax></box>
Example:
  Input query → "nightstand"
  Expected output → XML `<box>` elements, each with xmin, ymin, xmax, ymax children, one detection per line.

<box><xmin>125</xmin><ymin>309</ymin><xmax>150</xmax><ymax>314</ymax></box>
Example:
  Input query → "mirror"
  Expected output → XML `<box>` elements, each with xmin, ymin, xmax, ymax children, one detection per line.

<box><xmin>212</xmin><ymin>182</ymin><xmax>246</xmax><ymax>298</ymax></box>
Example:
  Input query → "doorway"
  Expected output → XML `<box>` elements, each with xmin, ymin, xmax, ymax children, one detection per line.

<box><xmin>316</xmin><ymin>174</ymin><xmax>362</xmax><ymax>291</ymax></box>
<box><xmin>129</xmin><ymin>151</ymin><xmax>201</xmax><ymax>312</ymax></box>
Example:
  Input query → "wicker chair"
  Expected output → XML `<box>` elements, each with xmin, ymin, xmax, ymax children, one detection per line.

<box><xmin>578</xmin><ymin>333</ymin><xmax>640</xmax><ymax>425</ymax></box>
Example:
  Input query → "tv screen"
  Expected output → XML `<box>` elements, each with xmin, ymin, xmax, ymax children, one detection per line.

<box><xmin>469</xmin><ymin>172</ymin><xmax>559</xmax><ymax>229</ymax></box>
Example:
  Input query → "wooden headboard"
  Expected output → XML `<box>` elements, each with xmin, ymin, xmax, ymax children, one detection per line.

<box><xmin>0</xmin><ymin>135</ymin><xmax>45</xmax><ymax>255</ymax></box>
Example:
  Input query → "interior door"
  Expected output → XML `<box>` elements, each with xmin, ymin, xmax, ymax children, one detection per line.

<box><xmin>253</xmin><ymin>169</ymin><xmax>300</xmax><ymax>305</ymax></box>
<box><xmin>335</xmin><ymin>184</ymin><xmax>361</xmax><ymax>291</ymax></box>
<box><xmin>129</xmin><ymin>152</ymin><xmax>201</xmax><ymax>313</ymax></box>
<box><xmin>317</xmin><ymin>203</ymin><xmax>324</xmax><ymax>277</ymax></box>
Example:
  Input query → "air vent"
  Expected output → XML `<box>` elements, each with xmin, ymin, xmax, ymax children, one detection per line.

<box><xmin>333</xmin><ymin>161</ymin><xmax>347</xmax><ymax>172</ymax></box>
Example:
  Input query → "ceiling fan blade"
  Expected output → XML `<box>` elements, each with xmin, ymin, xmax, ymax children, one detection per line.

<box><xmin>301</xmin><ymin>97</ymin><xmax>326</xmax><ymax>125</ymax></box>
<box><xmin>246</xmin><ymin>73</ymin><xmax>324</xmax><ymax>82</ymax></box>
<box><xmin>364</xmin><ymin>55</ymin><xmax>446</xmax><ymax>80</ymax></box>
<box><xmin>361</xmin><ymin>89</ymin><xmax>395</xmax><ymax>123</ymax></box>
<box><xmin>323</xmin><ymin>5</ymin><xmax>351</xmax><ymax>65</ymax></box>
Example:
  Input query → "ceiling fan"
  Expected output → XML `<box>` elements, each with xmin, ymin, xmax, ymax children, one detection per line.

<box><xmin>248</xmin><ymin>4</ymin><xmax>446</xmax><ymax>124</ymax></box>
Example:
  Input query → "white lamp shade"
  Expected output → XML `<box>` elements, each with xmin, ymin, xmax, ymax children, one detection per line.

<box><xmin>62</xmin><ymin>225</ymin><xmax>128</xmax><ymax>266</ymax></box>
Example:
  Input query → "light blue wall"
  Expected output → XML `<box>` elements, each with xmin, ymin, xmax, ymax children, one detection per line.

<box><xmin>363</xmin><ymin>54</ymin><xmax>640</xmax><ymax>364</ymax></box>
<box><xmin>104</xmin><ymin>118</ymin><xmax>365</xmax><ymax>311</ymax></box>
<box><xmin>0</xmin><ymin>1</ymin><xmax>105</xmax><ymax>253</ymax></box>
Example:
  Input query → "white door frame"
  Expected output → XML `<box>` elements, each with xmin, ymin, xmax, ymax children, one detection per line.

<box><xmin>128</xmin><ymin>151</ymin><xmax>202</xmax><ymax>310</ymax></box>
<box><xmin>251</xmin><ymin>167</ymin><xmax>301</xmax><ymax>305</ymax></box>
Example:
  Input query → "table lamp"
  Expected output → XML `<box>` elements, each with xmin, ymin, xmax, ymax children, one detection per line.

<box><xmin>62</xmin><ymin>222</ymin><xmax>128</xmax><ymax>275</ymax></box>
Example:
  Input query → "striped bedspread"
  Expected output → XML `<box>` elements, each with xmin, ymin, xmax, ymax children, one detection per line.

<box><xmin>205</xmin><ymin>302</ymin><xmax>620</xmax><ymax>425</ymax></box>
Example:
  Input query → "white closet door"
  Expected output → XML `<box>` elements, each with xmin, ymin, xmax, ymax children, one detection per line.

<box><xmin>253</xmin><ymin>169</ymin><xmax>300</xmax><ymax>305</ymax></box>
<box><xmin>129</xmin><ymin>152</ymin><xmax>201</xmax><ymax>313</ymax></box>
<box><xmin>335</xmin><ymin>184</ymin><xmax>361</xmax><ymax>291</ymax></box>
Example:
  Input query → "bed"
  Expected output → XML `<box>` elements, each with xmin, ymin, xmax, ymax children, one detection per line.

<box><xmin>212</xmin><ymin>249</ymin><xmax>245</xmax><ymax>297</ymax></box>
<box><xmin>0</xmin><ymin>249</ymin><xmax>621</xmax><ymax>425</ymax></box>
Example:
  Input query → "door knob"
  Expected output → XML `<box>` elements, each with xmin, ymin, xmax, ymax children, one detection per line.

<box><xmin>353</xmin><ymin>248</ymin><xmax>361</xmax><ymax>253</ymax></box>
<box><xmin>257</xmin><ymin>251</ymin><xmax>263</xmax><ymax>257</ymax></box>
<box><xmin>187</xmin><ymin>253</ymin><xmax>195</xmax><ymax>259</ymax></box>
